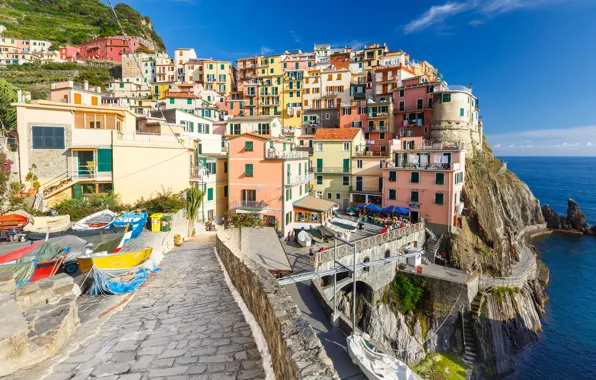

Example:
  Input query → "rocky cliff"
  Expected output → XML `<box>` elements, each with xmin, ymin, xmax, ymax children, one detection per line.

<box><xmin>542</xmin><ymin>199</ymin><xmax>596</xmax><ymax>235</ymax></box>
<box><xmin>449</xmin><ymin>141</ymin><xmax>544</xmax><ymax>276</ymax></box>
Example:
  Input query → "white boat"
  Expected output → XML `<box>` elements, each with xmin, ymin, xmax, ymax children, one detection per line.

<box><xmin>347</xmin><ymin>333</ymin><xmax>420</xmax><ymax>380</ymax></box>
<box><xmin>24</xmin><ymin>215</ymin><xmax>71</xmax><ymax>233</ymax></box>
<box><xmin>71</xmin><ymin>210</ymin><xmax>116</xmax><ymax>231</ymax></box>
<box><xmin>297</xmin><ymin>230</ymin><xmax>312</xmax><ymax>247</ymax></box>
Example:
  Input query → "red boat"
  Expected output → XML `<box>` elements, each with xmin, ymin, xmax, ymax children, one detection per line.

<box><xmin>0</xmin><ymin>214</ymin><xmax>29</xmax><ymax>231</ymax></box>
<box><xmin>29</xmin><ymin>256</ymin><xmax>66</xmax><ymax>283</ymax></box>
<box><xmin>0</xmin><ymin>242</ymin><xmax>43</xmax><ymax>264</ymax></box>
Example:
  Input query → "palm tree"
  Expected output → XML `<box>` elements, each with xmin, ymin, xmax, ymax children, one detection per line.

<box><xmin>186</xmin><ymin>187</ymin><xmax>204</xmax><ymax>236</ymax></box>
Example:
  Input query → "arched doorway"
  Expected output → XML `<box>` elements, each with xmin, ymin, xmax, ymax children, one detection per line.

<box><xmin>336</xmin><ymin>281</ymin><xmax>374</xmax><ymax>329</ymax></box>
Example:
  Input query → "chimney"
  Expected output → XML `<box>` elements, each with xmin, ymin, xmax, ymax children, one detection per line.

<box><xmin>83</xmin><ymin>80</ymin><xmax>89</xmax><ymax>91</ymax></box>
<box><xmin>469</xmin><ymin>82</ymin><xmax>473</xmax><ymax>92</ymax></box>
<box><xmin>17</xmin><ymin>90</ymin><xmax>22</xmax><ymax>103</ymax></box>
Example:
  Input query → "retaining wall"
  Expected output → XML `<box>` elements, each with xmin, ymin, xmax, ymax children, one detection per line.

<box><xmin>215</xmin><ymin>230</ymin><xmax>339</xmax><ymax>380</ymax></box>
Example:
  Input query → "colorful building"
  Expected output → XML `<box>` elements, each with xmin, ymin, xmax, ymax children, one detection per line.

<box><xmin>312</xmin><ymin>128</ymin><xmax>365</xmax><ymax>209</ymax></box>
<box><xmin>1</xmin><ymin>37</ymin><xmax>52</xmax><ymax>65</ymax></box>
<box><xmin>225</xmin><ymin>116</ymin><xmax>282</xmax><ymax>137</ymax></box>
<box><xmin>393</xmin><ymin>77</ymin><xmax>442</xmax><ymax>139</ymax></box>
<box><xmin>76</xmin><ymin>36</ymin><xmax>154</xmax><ymax>62</ymax></box>
<box><xmin>382</xmin><ymin>136</ymin><xmax>466</xmax><ymax>233</ymax></box>
<box><xmin>237</xmin><ymin>56</ymin><xmax>260</xmax><ymax>82</ymax></box>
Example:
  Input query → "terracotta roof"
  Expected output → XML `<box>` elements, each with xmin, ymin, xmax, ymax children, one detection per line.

<box><xmin>314</xmin><ymin>128</ymin><xmax>361</xmax><ymax>141</ymax></box>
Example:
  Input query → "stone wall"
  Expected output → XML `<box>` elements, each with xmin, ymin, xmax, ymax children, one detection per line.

<box><xmin>27</xmin><ymin>123</ymin><xmax>72</xmax><ymax>181</ymax></box>
<box><xmin>401</xmin><ymin>271</ymin><xmax>472</xmax><ymax>315</ymax></box>
<box><xmin>215</xmin><ymin>231</ymin><xmax>339</xmax><ymax>380</ymax></box>
<box><xmin>430</xmin><ymin>120</ymin><xmax>482</xmax><ymax>154</ymax></box>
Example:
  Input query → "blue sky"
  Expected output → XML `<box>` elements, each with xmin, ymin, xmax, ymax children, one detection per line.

<box><xmin>111</xmin><ymin>0</ymin><xmax>596</xmax><ymax>156</ymax></box>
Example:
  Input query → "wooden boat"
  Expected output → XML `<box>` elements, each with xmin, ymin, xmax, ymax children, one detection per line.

<box><xmin>0</xmin><ymin>214</ymin><xmax>29</xmax><ymax>231</ymax></box>
<box><xmin>113</xmin><ymin>212</ymin><xmax>148</xmax><ymax>239</ymax></box>
<box><xmin>319</xmin><ymin>224</ymin><xmax>338</xmax><ymax>238</ymax></box>
<box><xmin>25</xmin><ymin>226</ymin><xmax>126</xmax><ymax>244</ymax></box>
<box><xmin>29</xmin><ymin>256</ymin><xmax>66</xmax><ymax>283</ymax></box>
<box><xmin>297</xmin><ymin>230</ymin><xmax>312</xmax><ymax>247</ymax></box>
<box><xmin>347</xmin><ymin>333</ymin><xmax>420</xmax><ymax>380</ymax></box>
<box><xmin>77</xmin><ymin>248</ymin><xmax>153</xmax><ymax>273</ymax></box>
<box><xmin>0</xmin><ymin>241</ymin><xmax>43</xmax><ymax>264</ymax></box>
<box><xmin>71</xmin><ymin>210</ymin><xmax>116</xmax><ymax>231</ymax></box>
<box><xmin>24</xmin><ymin>215</ymin><xmax>71</xmax><ymax>233</ymax></box>
<box><xmin>308</xmin><ymin>227</ymin><xmax>326</xmax><ymax>244</ymax></box>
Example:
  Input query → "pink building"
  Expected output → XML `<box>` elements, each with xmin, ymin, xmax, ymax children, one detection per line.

<box><xmin>227</xmin><ymin>133</ymin><xmax>314</xmax><ymax>237</ymax></box>
<box><xmin>339</xmin><ymin>101</ymin><xmax>368</xmax><ymax>129</ymax></box>
<box><xmin>75</xmin><ymin>36</ymin><xmax>154</xmax><ymax>62</ymax></box>
<box><xmin>59</xmin><ymin>46</ymin><xmax>78</xmax><ymax>62</ymax></box>
<box><xmin>393</xmin><ymin>77</ymin><xmax>444</xmax><ymax>139</ymax></box>
<box><xmin>281</xmin><ymin>52</ymin><xmax>315</xmax><ymax>74</ymax></box>
<box><xmin>382</xmin><ymin>136</ymin><xmax>465</xmax><ymax>234</ymax></box>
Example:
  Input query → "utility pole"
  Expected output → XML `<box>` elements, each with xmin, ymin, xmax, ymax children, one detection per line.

<box><xmin>332</xmin><ymin>235</ymin><xmax>357</xmax><ymax>331</ymax></box>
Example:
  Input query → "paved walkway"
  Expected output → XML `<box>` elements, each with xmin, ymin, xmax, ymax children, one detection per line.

<box><xmin>15</xmin><ymin>235</ymin><xmax>265</xmax><ymax>380</ymax></box>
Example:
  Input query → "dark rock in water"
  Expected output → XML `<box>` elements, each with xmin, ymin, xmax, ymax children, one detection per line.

<box><xmin>541</xmin><ymin>199</ymin><xmax>595</xmax><ymax>235</ymax></box>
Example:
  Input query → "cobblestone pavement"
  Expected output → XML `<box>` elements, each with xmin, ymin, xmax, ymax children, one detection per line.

<box><xmin>41</xmin><ymin>234</ymin><xmax>265</xmax><ymax>380</ymax></box>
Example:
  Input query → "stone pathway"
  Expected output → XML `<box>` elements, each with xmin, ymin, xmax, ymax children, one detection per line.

<box><xmin>16</xmin><ymin>234</ymin><xmax>265</xmax><ymax>380</ymax></box>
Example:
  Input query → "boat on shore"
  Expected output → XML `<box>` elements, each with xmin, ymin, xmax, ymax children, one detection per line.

<box><xmin>25</xmin><ymin>226</ymin><xmax>126</xmax><ymax>245</ymax></box>
<box><xmin>77</xmin><ymin>247</ymin><xmax>153</xmax><ymax>273</ymax></box>
<box><xmin>113</xmin><ymin>212</ymin><xmax>148</xmax><ymax>239</ymax></box>
<box><xmin>347</xmin><ymin>333</ymin><xmax>420</xmax><ymax>380</ymax></box>
<box><xmin>0</xmin><ymin>241</ymin><xmax>43</xmax><ymax>264</ymax></box>
<box><xmin>297</xmin><ymin>230</ymin><xmax>312</xmax><ymax>247</ymax></box>
<box><xmin>71</xmin><ymin>210</ymin><xmax>116</xmax><ymax>231</ymax></box>
<box><xmin>24</xmin><ymin>215</ymin><xmax>71</xmax><ymax>233</ymax></box>
<box><xmin>0</xmin><ymin>214</ymin><xmax>29</xmax><ymax>231</ymax></box>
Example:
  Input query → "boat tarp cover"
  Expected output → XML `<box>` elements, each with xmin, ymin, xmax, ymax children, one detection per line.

<box><xmin>0</xmin><ymin>260</ymin><xmax>36</xmax><ymax>285</ymax></box>
<box><xmin>89</xmin><ymin>267</ymin><xmax>160</xmax><ymax>295</ymax></box>
<box><xmin>380</xmin><ymin>206</ymin><xmax>411</xmax><ymax>215</ymax></box>
<box><xmin>113</xmin><ymin>212</ymin><xmax>148</xmax><ymax>239</ymax></box>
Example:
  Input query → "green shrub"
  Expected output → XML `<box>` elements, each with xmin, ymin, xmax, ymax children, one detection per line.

<box><xmin>491</xmin><ymin>287</ymin><xmax>516</xmax><ymax>302</ymax></box>
<box><xmin>54</xmin><ymin>191</ymin><xmax>124</xmax><ymax>221</ymax></box>
<box><xmin>133</xmin><ymin>188</ymin><xmax>186</xmax><ymax>215</ymax></box>
<box><xmin>224</xmin><ymin>211</ymin><xmax>264</xmax><ymax>228</ymax></box>
<box><xmin>389</xmin><ymin>273</ymin><xmax>425</xmax><ymax>314</ymax></box>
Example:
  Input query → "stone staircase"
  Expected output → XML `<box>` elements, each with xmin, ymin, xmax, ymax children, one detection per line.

<box><xmin>424</xmin><ymin>228</ymin><xmax>441</xmax><ymax>264</ymax></box>
<box><xmin>41</xmin><ymin>172</ymin><xmax>81</xmax><ymax>200</ymax></box>
<box><xmin>462</xmin><ymin>311</ymin><xmax>478</xmax><ymax>365</ymax></box>
<box><xmin>470</xmin><ymin>292</ymin><xmax>487</xmax><ymax>320</ymax></box>
<box><xmin>0</xmin><ymin>273</ymin><xmax>80</xmax><ymax>377</ymax></box>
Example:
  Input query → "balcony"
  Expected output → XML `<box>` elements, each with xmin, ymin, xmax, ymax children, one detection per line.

<box><xmin>206</xmin><ymin>77</ymin><xmax>216</xmax><ymax>82</ymax></box>
<box><xmin>368</xmin><ymin>112</ymin><xmax>389</xmax><ymax>119</ymax></box>
<box><xmin>395</xmin><ymin>141</ymin><xmax>463</xmax><ymax>151</ymax></box>
<box><xmin>349</xmin><ymin>186</ymin><xmax>382</xmax><ymax>195</ymax></box>
<box><xmin>265</xmin><ymin>150</ymin><xmax>309</xmax><ymax>160</ymax></box>
<box><xmin>233</xmin><ymin>200</ymin><xmax>267</xmax><ymax>210</ymax></box>
<box><xmin>295</xmin><ymin>146</ymin><xmax>313</xmax><ymax>155</ymax></box>
<box><xmin>245</xmin><ymin>92</ymin><xmax>257</xmax><ymax>97</ymax></box>
<box><xmin>386</xmin><ymin>161</ymin><xmax>461</xmax><ymax>171</ymax></box>
<box><xmin>353</xmin><ymin>149</ymin><xmax>390</xmax><ymax>157</ymax></box>
<box><xmin>286</xmin><ymin>173</ymin><xmax>314</xmax><ymax>187</ymax></box>
<box><xmin>322</xmin><ymin>91</ymin><xmax>338</xmax><ymax>97</ymax></box>
<box><xmin>364</xmin><ymin>125</ymin><xmax>389</xmax><ymax>133</ymax></box>
<box><xmin>314</xmin><ymin>166</ymin><xmax>350</xmax><ymax>174</ymax></box>
<box><xmin>190</xmin><ymin>166</ymin><xmax>211</xmax><ymax>182</ymax></box>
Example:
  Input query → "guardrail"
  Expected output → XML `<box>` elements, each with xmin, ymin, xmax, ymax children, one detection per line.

<box><xmin>233</xmin><ymin>200</ymin><xmax>267</xmax><ymax>209</ymax></box>
<box><xmin>286</xmin><ymin>173</ymin><xmax>314</xmax><ymax>187</ymax></box>
<box><xmin>266</xmin><ymin>150</ymin><xmax>309</xmax><ymax>160</ymax></box>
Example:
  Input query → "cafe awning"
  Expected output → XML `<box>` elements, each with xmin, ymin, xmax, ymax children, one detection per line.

<box><xmin>293</xmin><ymin>196</ymin><xmax>336</xmax><ymax>212</ymax></box>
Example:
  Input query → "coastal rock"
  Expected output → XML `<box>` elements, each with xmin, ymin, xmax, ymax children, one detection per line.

<box><xmin>542</xmin><ymin>199</ymin><xmax>594</xmax><ymax>235</ymax></box>
<box><xmin>541</xmin><ymin>204</ymin><xmax>564</xmax><ymax>229</ymax></box>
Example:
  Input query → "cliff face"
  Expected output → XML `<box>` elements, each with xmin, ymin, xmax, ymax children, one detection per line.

<box><xmin>450</xmin><ymin>141</ymin><xmax>544</xmax><ymax>276</ymax></box>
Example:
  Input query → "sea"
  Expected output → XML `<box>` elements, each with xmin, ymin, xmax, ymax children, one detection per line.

<box><xmin>500</xmin><ymin>157</ymin><xmax>596</xmax><ymax>380</ymax></box>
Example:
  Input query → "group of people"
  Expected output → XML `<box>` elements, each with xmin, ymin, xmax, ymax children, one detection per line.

<box><xmin>205</xmin><ymin>218</ymin><xmax>216</xmax><ymax>231</ymax></box>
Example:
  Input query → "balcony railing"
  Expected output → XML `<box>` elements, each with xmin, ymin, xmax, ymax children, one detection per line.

<box><xmin>286</xmin><ymin>173</ymin><xmax>314</xmax><ymax>187</ymax></box>
<box><xmin>233</xmin><ymin>200</ymin><xmax>267</xmax><ymax>209</ymax></box>
<box><xmin>353</xmin><ymin>149</ymin><xmax>390</xmax><ymax>157</ymax></box>
<box><xmin>395</xmin><ymin>141</ymin><xmax>463</xmax><ymax>151</ymax></box>
<box><xmin>349</xmin><ymin>186</ymin><xmax>382</xmax><ymax>194</ymax></box>
<box><xmin>265</xmin><ymin>150</ymin><xmax>309</xmax><ymax>160</ymax></box>
<box><xmin>314</xmin><ymin>166</ymin><xmax>350</xmax><ymax>174</ymax></box>
<box><xmin>364</xmin><ymin>126</ymin><xmax>389</xmax><ymax>133</ymax></box>
<box><xmin>368</xmin><ymin>112</ymin><xmax>389</xmax><ymax>118</ymax></box>
<box><xmin>386</xmin><ymin>161</ymin><xmax>461</xmax><ymax>171</ymax></box>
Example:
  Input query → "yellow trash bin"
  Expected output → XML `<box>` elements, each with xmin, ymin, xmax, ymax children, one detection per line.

<box><xmin>150</xmin><ymin>213</ymin><xmax>163</xmax><ymax>232</ymax></box>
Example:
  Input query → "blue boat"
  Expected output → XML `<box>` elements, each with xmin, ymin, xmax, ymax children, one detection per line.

<box><xmin>113</xmin><ymin>212</ymin><xmax>148</xmax><ymax>239</ymax></box>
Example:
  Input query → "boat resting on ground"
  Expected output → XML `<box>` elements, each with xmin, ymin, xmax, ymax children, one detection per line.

<box><xmin>347</xmin><ymin>333</ymin><xmax>420</xmax><ymax>380</ymax></box>
<box><xmin>0</xmin><ymin>214</ymin><xmax>29</xmax><ymax>231</ymax></box>
<box><xmin>23</xmin><ymin>215</ymin><xmax>71</xmax><ymax>233</ymax></box>
<box><xmin>71</xmin><ymin>210</ymin><xmax>116</xmax><ymax>231</ymax></box>
<box><xmin>25</xmin><ymin>226</ymin><xmax>126</xmax><ymax>245</ymax></box>
<box><xmin>112</xmin><ymin>212</ymin><xmax>148</xmax><ymax>239</ymax></box>
<box><xmin>297</xmin><ymin>230</ymin><xmax>312</xmax><ymax>247</ymax></box>
<box><xmin>77</xmin><ymin>247</ymin><xmax>153</xmax><ymax>273</ymax></box>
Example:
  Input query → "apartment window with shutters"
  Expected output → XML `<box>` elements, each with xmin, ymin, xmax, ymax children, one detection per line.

<box><xmin>343</xmin><ymin>142</ymin><xmax>350</xmax><ymax>151</ymax></box>
<box><xmin>435</xmin><ymin>193</ymin><xmax>444</xmax><ymax>205</ymax></box>
<box><xmin>410</xmin><ymin>172</ymin><xmax>420</xmax><ymax>183</ymax></box>
<box><xmin>428</xmin><ymin>97</ymin><xmax>433</xmax><ymax>108</ymax></box>
<box><xmin>436</xmin><ymin>172</ymin><xmax>445</xmax><ymax>185</ymax></box>
<box><xmin>389</xmin><ymin>189</ymin><xmax>396</xmax><ymax>200</ymax></box>
<box><xmin>399</xmin><ymin>101</ymin><xmax>405</xmax><ymax>112</ymax></box>
<box><xmin>316</xmin><ymin>142</ymin><xmax>323</xmax><ymax>152</ymax></box>
<box><xmin>337</xmin><ymin>74</ymin><xmax>342</xmax><ymax>80</ymax></box>
<box><xmin>343</xmin><ymin>176</ymin><xmax>349</xmax><ymax>186</ymax></box>
<box><xmin>245</xmin><ymin>164</ymin><xmax>253</xmax><ymax>177</ymax></box>
<box><xmin>399</xmin><ymin>89</ymin><xmax>405</xmax><ymax>98</ymax></box>
<box><xmin>460</xmin><ymin>108</ymin><xmax>465</xmax><ymax>117</ymax></box>
<box><xmin>411</xmin><ymin>191</ymin><xmax>419</xmax><ymax>202</ymax></box>
<box><xmin>380</xmin><ymin>132</ymin><xmax>385</xmax><ymax>140</ymax></box>
<box><xmin>245</xmin><ymin>141</ymin><xmax>253</xmax><ymax>151</ymax></box>
<box><xmin>169</xmin><ymin>98</ymin><xmax>175</xmax><ymax>104</ymax></box>
<box><xmin>442</xmin><ymin>93</ymin><xmax>451</xmax><ymax>102</ymax></box>
<box><xmin>357</xmin><ymin>160</ymin><xmax>363</xmax><ymax>169</ymax></box>
<box><xmin>316</xmin><ymin>175</ymin><xmax>323</xmax><ymax>185</ymax></box>
<box><xmin>389</xmin><ymin>171</ymin><xmax>397</xmax><ymax>182</ymax></box>
<box><xmin>417</xmin><ymin>99</ymin><xmax>423</xmax><ymax>110</ymax></box>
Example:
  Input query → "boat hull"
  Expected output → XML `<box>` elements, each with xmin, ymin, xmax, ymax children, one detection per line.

<box><xmin>71</xmin><ymin>210</ymin><xmax>116</xmax><ymax>231</ymax></box>
<box><xmin>25</xmin><ymin>227</ymin><xmax>126</xmax><ymax>243</ymax></box>
<box><xmin>29</xmin><ymin>257</ymin><xmax>65</xmax><ymax>283</ymax></box>
<box><xmin>78</xmin><ymin>248</ymin><xmax>153</xmax><ymax>273</ymax></box>
<box><xmin>0</xmin><ymin>214</ymin><xmax>29</xmax><ymax>231</ymax></box>
<box><xmin>0</xmin><ymin>242</ymin><xmax>42</xmax><ymax>264</ymax></box>
<box><xmin>24</xmin><ymin>215</ymin><xmax>71</xmax><ymax>233</ymax></box>
<box><xmin>113</xmin><ymin>212</ymin><xmax>148</xmax><ymax>239</ymax></box>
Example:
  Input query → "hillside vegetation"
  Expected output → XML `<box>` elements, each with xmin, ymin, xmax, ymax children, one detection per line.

<box><xmin>0</xmin><ymin>0</ymin><xmax>165</xmax><ymax>51</ymax></box>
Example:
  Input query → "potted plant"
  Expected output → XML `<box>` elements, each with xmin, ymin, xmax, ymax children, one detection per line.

<box><xmin>86</xmin><ymin>161</ymin><xmax>95</xmax><ymax>178</ymax></box>
<box><xmin>174</xmin><ymin>234</ymin><xmax>183</xmax><ymax>246</ymax></box>
<box><xmin>33</xmin><ymin>180</ymin><xmax>41</xmax><ymax>193</ymax></box>
<box><xmin>25</xmin><ymin>164</ymin><xmax>38</xmax><ymax>196</ymax></box>
<box><xmin>192</xmin><ymin>228</ymin><xmax>196</xmax><ymax>237</ymax></box>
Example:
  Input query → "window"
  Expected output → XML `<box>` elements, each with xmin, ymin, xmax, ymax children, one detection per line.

<box><xmin>389</xmin><ymin>189</ymin><xmax>396</xmax><ymax>200</ymax></box>
<box><xmin>428</xmin><ymin>97</ymin><xmax>433</xmax><ymax>108</ymax></box>
<box><xmin>207</xmin><ymin>188</ymin><xmax>214</xmax><ymax>201</ymax></box>
<box><xmin>343</xmin><ymin>176</ymin><xmax>349</xmax><ymax>186</ymax></box>
<box><xmin>315</xmin><ymin>142</ymin><xmax>323</xmax><ymax>152</ymax></box>
<box><xmin>245</xmin><ymin>164</ymin><xmax>253</xmax><ymax>177</ymax></box>
<box><xmin>343</xmin><ymin>142</ymin><xmax>350</xmax><ymax>151</ymax></box>
<box><xmin>169</xmin><ymin>98</ymin><xmax>175</xmax><ymax>104</ymax></box>
<box><xmin>417</xmin><ymin>99</ymin><xmax>423</xmax><ymax>110</ymax></box>
<box><xmin>342</xmin><ymin>107</ymin><xmax>352</xmax><ymax>116</ymax></box>
<box><xmin>357</xmin><ymin>160</ymin><xmax>363</xmax><ymax>169</ymax></box>
<box><xmin>389</xmin><ymin>171</ymin><xmax>396</xmax><ymax>182</ymax></box>
<box><xmin>89</xmin><ymin>121</ymin><xmax>101</xmax><ymax>129</ymax></box>
<box><xmin>380</xmin><ymin>132</ymin><xmax>385</xmax><ymax>140</ymax></box>
<box><xmin>399</xmin><ymin>89</ymin><xmax>405</xmax><ymax>98</ymax></box>
<box><xmin>224</xmin><ymin>161</ymin><xmax>228</xmax><ymax>173</ymax></box>
<box><xmin>399</xmin><ymin>101</ymin><xmax>405</xmax><ymax>112</ymax></box>
<box><xmin>224</xmin><ymin>186</ymin><xmax>228</xmax><ymax>197</ymax></box>
<box><xmin>435</xmin><ymin>193</ymin><xmax>444</xmax><ymax>205</ymax></box>
<box><xmin>442</xmin><ymin>93</ymin><xmax>451</xmax><ymax>102</ymax></box>
<box><xmin>327</xmin><ymin>192</ymin><xmax>332</xmax><ymax>199</ymax></box>
<box><xmin>187</xmin><ymin>98</ymin><xmax>192</xmax><ymax>105</ymax></box>
<box><xmin>245</xmin><ymin>141</ymin><xmax>253</xmax><ymax>151</ymax></box>
<box><xmin>411</xmin><ymin>191</ymin><xmax>419</xmax><ymax>202</ymax></box>
<box><xmin>460</xmin><ymin>108</ymin><xmax>465</xmax><ymax>117</ymax></box>
<box><xmin>317</xmin><ymin>175</ymin><xmax>323</xmax><ymax>184</ymax></box>
<box><xmin>32</xmin><ymin>127</ymin><xmax>65</xmax><ymax>149</ymax></box>
<box><xmin>336</xmin><ymin>193</ymin><xmax>341</xmax><ymax>200</ymax></box>
<box><xmin>337</xmin><ymin>74</ymin><xmax>342</xmax><ymax>80</ymax></box>
<box><xmin>410</xmin><ymin>172</ymin><xmax>420</xmax><ymax>183</ymax></box>
<box><xmin>325</xmin><ymin>113</ymin><xmax>330</xmax><ymax>120</ymax></box>
<box><xmin>436</xmin><ymin>173</ymin><xmax>445</xmax><ymax>185</ymax></box>
<box><xmin>455</xmin><ymin>172</ymin><xmax>464</xmax><ymax>184</ymax></box>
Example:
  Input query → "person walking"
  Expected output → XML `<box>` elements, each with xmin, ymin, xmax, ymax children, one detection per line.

<box><xmin>309</xmin><ymin>246</ymin><xmax>315</xmax><ymax>263</ymax></box>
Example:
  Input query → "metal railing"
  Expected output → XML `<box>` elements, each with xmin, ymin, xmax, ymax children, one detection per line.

<box><xmin>394</xmin><ymin>141</ymin><xmax>462</xmax><ymax>151</ymax></box>
<box><xmin>353</xmin><ymin>149</ymin><xmax>390</xmax><ymax>157</ymax></box>
<box><xmin>117</xmin><ymin>132</ymin><xmax>187</xmax><ymax>144</ymax></box>
<box><xmin>388</xmin><ymin>161</ymin><xmax>459</xmax><ymax>171</ymax></box>
<box><xmin>286</xmin><ymin>173</ymin><xmax>314</xmax><ymax>187</ymax></box>
<box><xmin>364</xmin><ymin>126</ymin><xmax>389</xmax><ymax>132</ymax></box>
<box><xmin>233</xmin><ymin>200</ymin><xmax>267</xmax><ymax>209</ymax></box>
<box><xmin>314</xmin><ymin>166</ymin><xmax>350</xmax><ymax>174</ymax></box>
<box><xmin>265</xmin><ymin>150</ymin><xmax>309</xmax><ymax>160</ymax></box>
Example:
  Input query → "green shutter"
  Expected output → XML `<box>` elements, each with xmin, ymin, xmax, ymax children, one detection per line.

<box><xmin>460</xmin><ymin>108</ymin><xmax>465</xmax><ymax>116</ymax></box>
<box><xmin>316</xmin><ymin>158</ymin><xmax>323</xmax><ymax>171</ymax></box>
<box><xmin>411</xmin><ymin>191</ymin><xmax>419</xmax><ymax>202</ymax></box>
<box><xmin>257</xmin><ymin>123</ymin><xmax>262</xmax><ymax>134</ymax></box>
<box><xmin>389</xmin><ymin>171</ymin><xmax>396</xmax><ymax>182</ymax></box>
<box><xmin>245</xmin><ymin>141</ymin><xmax>253</xmax><ymax>151</ymax></box>
<box><xmin>317</xmin><ymin>176</ymin><xmax>323</xmax><ymax>185</ymax></box>
<box><xmin>343</xmin><ymin>159</ymin><xmax>350</xmax><ymax>172</ymax></box>
<box><xmin>389</xmin><ymin>189</ymin><xmax>396</xmax><ymax>200</ymax></box>
<box><xmin>73</xmin><ymin>184</ymin><xmax>82</xmax><ymax>200</ymax></box>
<box><xmin>245</xmin><ymin>164</ymin><xmax>253</xmax><ymax>177</ymax></box>
<box><xmin>208</xmin><ymin>188</ymin><xmax>213</xmax><ymax>201</ymax></box>
<box><xmin>211</xmin><ymin>162</ymin><xmax>217</xmax><ymax>174</ymax></box>
<box><xmin>97</xmin><ymin>148</ymin><xmax>113</xmax><ymax>172</ymax></box>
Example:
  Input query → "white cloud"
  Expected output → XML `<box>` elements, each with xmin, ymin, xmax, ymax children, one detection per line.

<box><xmin>261</xmin><ymin>47</ymin><xmax>274</xmax><ymax>54</ymax></box>
<box><xmin>404</xmin><ymin>0</ymin><xmax>585</xmax><ymax>33</ymax></box>
<box><xmin>290</xmin><ymin>31</ymin><xmax>302</xmax><ymax>45</ymax></box>
<box><xmin>404</xmin><ymin>2</ymin><xmax>469</xmax><ymax>34</ymax></box>
<box><xmin>587</xmin><ymin>142</ymin><xmax>593</xmax><ymax>146</ymax></box>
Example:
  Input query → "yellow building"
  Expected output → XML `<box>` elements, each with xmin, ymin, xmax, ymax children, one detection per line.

<box><xmin>12</xmin><ymin>81</ymin><xmax>192</xmax><ymax>207</ymax></box>
<box><xmin>312</xmin><ymin>128</ymin><xmax>365</xmax><ymax>210</ymax></box>
<box><xmin>281</xmin><ymin>75</ymin><xmax>303</xmax><ymax>129</ymax></box>
<box><xmin>201</xmin><ymin>60</ymin><xmax>237</xmax><ymax>96</ymax></box>
<box><xmin>191</xmin><ymin>152</ymin><xmax>228</xmax><ymax>223</ymax></box>
<box><xmin>152</xmin><ymin>83</ymin><xmax>171</xmax><ymax>100</ymax></box>
<box><xmin>350</xmin><ymin>149</ymin><xmax>390</xmax><ymax>207</ymax></box>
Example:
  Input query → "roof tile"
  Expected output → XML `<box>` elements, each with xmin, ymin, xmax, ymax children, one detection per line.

<box><xmin>314</xmin><ymin>128</ymin><xmax>361</xmax><ymax>140</ymax></box>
